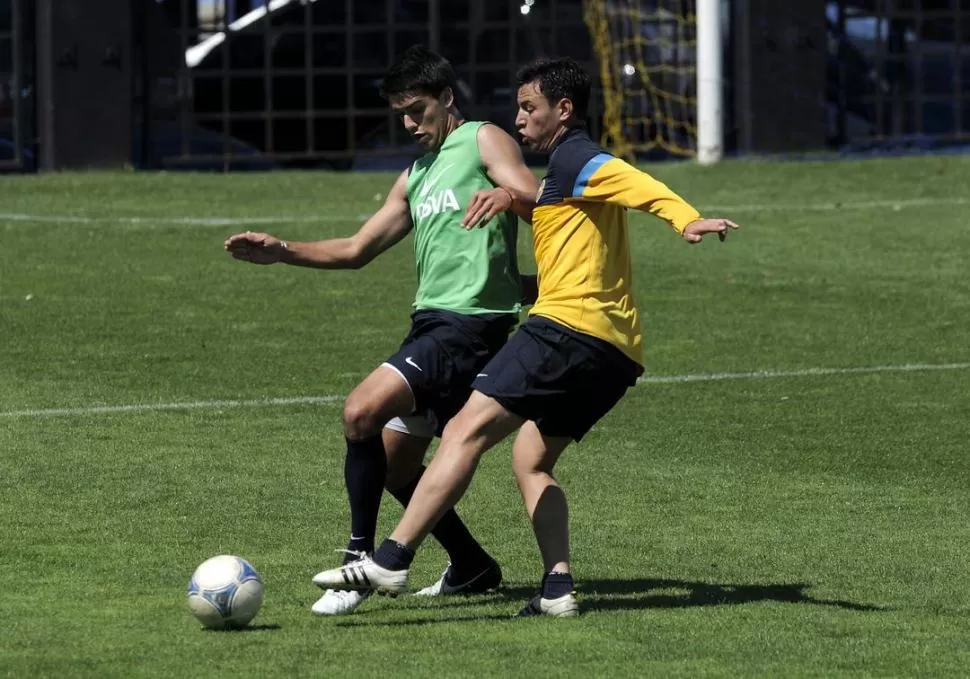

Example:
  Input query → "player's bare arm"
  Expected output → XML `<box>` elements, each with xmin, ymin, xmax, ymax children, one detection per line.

<box><xmin>225</xmin><ymin>170</ymin><xmax>413</xmax><ymax>268</ymax></box>
<box><xmin>462</xmin><ymin>124</ymin><xmax>539</xmax><ymax>229</ymax></box>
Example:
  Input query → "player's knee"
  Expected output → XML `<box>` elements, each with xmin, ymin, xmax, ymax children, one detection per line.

<box><xmin>511</xmin><ymin>454</ymin><xmax>538</xmax><ymax>481</ymax></box>
<box><xmin>439</xmin><ymin>419</ymin><xmax>491</xmax><ymax>468</ymax></box>
<box><xmin>512</xmin><ymin>449</ymin><xmax>555</xmax><ymax>480</ymax></box>
<box><xmin>440</xmin><ymin>409</ymin><xmax>479</xmax><ymax>449</ymax></box>
<box><xmin>342</xmin><ymin>395</ymin><xmax>382</xmax><ymax>440</ymax></box>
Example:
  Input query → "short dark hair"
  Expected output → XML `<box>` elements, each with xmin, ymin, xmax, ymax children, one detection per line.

<box><xmin>380</xmin><ymin>44</ymin><xmax>459</xmax><ymax>100</ymax></box>
<box><xmin>516</xmin><ymin>57</ymin><xmax>591</xmax><ymax>120</ymax></box>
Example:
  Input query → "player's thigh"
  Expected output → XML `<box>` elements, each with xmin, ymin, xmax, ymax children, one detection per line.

<box><xmin>512</xmin><ymin>420</ymin><xmax>572</xmax><ymax>477</ymax></box>
<box><xmin>382</xmin><ymin>425</ymin><xmax>432</xmax><ymax>491</ymax></box>
<box><xmin>343</xmin><ymin>364</ymin><xmax>416</xmax><ymax>429</ymax></box>
<box><xmin>440</xmin><ymin>391</ymin><xmax>525</xmax><ymax>454</ymax></box>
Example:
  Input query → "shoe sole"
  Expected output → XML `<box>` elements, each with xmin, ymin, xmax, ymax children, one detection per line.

<box><xmin>310</xmin><ymin>590</ymin><xmax>372</xmax><ymax>616</ymax></box>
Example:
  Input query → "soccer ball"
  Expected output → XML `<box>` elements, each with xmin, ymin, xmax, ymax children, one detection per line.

<box><xmin>187</xmin><ymin>555</ymin><xmax>264</xmax><ymax>630</ymax></box>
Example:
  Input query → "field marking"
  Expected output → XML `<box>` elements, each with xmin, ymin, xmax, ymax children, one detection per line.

<box><xmin>0</xmin><ymin>213</ymin><xmax>370</xmax><ymax>227</ymax></box>
<box><xmin>2</xmin><ymin>362</ymin><xmax>968</xmax><ymax>419</ymax></box>
<box><xmin>2</xmin><ymin>195</ymin><xmax>968</xmax><ymax>229</ymax></box>
<box><xmin>637</xmin><ymin>361</ymin><xmax>970</xmax><ymax>384</ymax></box>
<box><xmin>0</xmin><ymin>396</ymin><xmax>343</xmax><ymax>418</ymax></box>
<box><xmin>699</xmin><ymin>196</ymin><xmax>970</xmax><ymax>213</ymax></box>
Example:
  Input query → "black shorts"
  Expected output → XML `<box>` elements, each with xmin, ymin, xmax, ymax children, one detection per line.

<box><xmin>471</xmin><ymin>316</ymin><xmax>643</xmax><ymax>441</ymax></box>
<box><xmin>384</xmin><ymin>309</ymin><xmax>517</xmax><ymax>437</ymax></box>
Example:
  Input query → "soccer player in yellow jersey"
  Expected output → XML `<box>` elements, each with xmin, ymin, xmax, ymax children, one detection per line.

<box><xmin>312</xmin><ymin>57</ymin><xmax>739</xmax><ymax>617</ymax></box>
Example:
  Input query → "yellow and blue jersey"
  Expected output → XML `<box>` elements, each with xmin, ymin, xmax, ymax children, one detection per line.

<box><xmin>529</xmin><ymin>127</ymin><xmax>701</xmax><ymax>366</ymax></box>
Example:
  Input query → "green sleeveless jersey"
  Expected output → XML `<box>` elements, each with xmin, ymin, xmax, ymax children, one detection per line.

<box><xmin>405</xmin><ymin>121</ymin><xmax>522</xmax><ymax>315</ymax></box>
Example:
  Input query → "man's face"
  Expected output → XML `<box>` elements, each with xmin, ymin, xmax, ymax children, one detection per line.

<box><xmin>390</xmin><ymin>91</ymin><xmax>451</xmax><ymax>151</ymax></box>
<box><xmin>515</xmin><ymin>81</ymin><xmax>566</xmax><ymax>153</ymax></box>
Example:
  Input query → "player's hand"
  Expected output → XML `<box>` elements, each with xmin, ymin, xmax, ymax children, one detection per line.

<box><xmin>224</xmin><ymin>231</ymin><xmax>286</xmax><ymax>264</ymax></box>
<box><xmin>682</xmin><ymin>218</ymin><xmax>740</xmax><ymax>244</ymax></box>
<box><xmin>461</xmin><ymin>188</ymin><xmax>513</xmax><ymax>229</ymax></box>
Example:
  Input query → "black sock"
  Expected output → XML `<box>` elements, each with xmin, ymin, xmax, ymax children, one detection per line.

<box><xmin>344</xmin><ymin>434</ymin><xmax>387</xmax><ymax>557</ymax></box>
<box><xmin>373</xmin><ymin>539</ymin><xmax>415</xmax><ymax>571</ymax></box>
<box><xmin>389</xmin><ymin>466</ymin><xmax>491</xmax><ymax>571</ymax></box>
<box><xmin>542</xmin><ymin>571</ymin><xmax>574</xmax><ymax>599</ymax></box>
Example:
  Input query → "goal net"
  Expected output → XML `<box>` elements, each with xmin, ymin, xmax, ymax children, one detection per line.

<box><xmin>584</xmin><ymin>0</ymin><xmax>698</xmax><ymax>160</ymax></box>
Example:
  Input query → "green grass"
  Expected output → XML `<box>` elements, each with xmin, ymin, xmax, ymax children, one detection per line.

<box><xmin>2</xmin><ymin>155</ymin><xmax>970</xmax><ymax>677</ymax></box>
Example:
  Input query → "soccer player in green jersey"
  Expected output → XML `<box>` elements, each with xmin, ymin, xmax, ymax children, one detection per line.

<box><xmin>225</xmin><ymin>45</ymin><xmax>539</xmax><ymax>616</ymax></box>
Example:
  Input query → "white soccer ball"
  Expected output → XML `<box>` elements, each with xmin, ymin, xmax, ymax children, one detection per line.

<box><xmin>187</xmin><ymin>555</ymin><xmax>264</xmax><ymax>630</ymax></box>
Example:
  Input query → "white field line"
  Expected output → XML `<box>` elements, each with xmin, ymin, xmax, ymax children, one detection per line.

<box><xmin>0</xmin><ymin>213</ymin><xmax>370</xmax><ymax>227</ymax></box>
<box><xmin>0</xmin><ymin>395</ymin><xmax>343</xmax><ymax>418</ymax></box>
<box><xmin>636</xmin><ymin>361</ymin><xmax>970</xmax><ymax>384</ymax></box>
<box><xmin>698</xmin><ymin>196</ymin><xmax>970</xmax><ymax>213</ymax></box>
<box><xmin>2</xmin><ymin>362</ymin><xmax>968</xmax><ymax>419</ymax></box>
<box><xmin>1</xmin><ymin>194</ymin><xmax>968</xmax><ymax>228</ymax></box>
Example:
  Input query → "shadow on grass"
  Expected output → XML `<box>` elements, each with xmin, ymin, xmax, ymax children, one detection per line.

<box><xmin>207</xmin><ymin>623</ymin><xmax>282</xmax><ymax>632</ymax></box>
<box><xmin>334</xmin><ymin>613</ymin><xmax>516</xmax><ymax>628</ymax></box>
<box><xmin>498</xmin><ymin>578</ymin><xmax>886</xmax><ymax>613</ymax></box>
<box><xmin>334</xmin><ymin>578</ymin><xmax>884</xmax><ymax>626</ymax></box>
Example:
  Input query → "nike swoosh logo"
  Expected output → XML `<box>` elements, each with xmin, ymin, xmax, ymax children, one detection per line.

<box><xmin>418</xmin><ymin>163</ymin><xmax>454</xmax><ymax>198</ymax></box>
<box><xmin>440</xmin><ymin>566</ymin><xmax>494</xmax><ymax>594</ymax></box>
<box><xmin>405</xmin><ymin>356</ymin><xmax>423</xmax><ymax>372</ymax></box>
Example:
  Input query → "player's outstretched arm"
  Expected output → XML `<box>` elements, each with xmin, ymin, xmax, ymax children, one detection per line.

<box><xmin>570</xmin><ymin>155</ymin><xmax>740</xmax><ymax>240</ymax></box>
<box><xmin>224</xmin><ymin>170</ymin><xmax>413</xmax><ymax>269</ymax></box>
<box><xmin>462</xmin><ymin>123</ymin><xmax>540</xmax><ymax>229</ymax></box>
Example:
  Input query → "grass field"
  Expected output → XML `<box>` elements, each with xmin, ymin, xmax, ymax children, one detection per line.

<box><xmin>2</xmin><ymin>156</ymin><xmax>970</xmax><ymax>678</ymax></box>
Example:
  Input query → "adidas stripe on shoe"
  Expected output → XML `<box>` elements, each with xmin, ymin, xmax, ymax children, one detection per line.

<box><xmin>312</xmin><ymin>555</ymin><xmax>409</xmax><ymax>595</ymax></box>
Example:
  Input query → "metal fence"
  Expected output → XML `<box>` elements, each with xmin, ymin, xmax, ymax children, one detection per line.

<box><xmin>829</xmin><ymin>0</ymin><xmax>970</xmax><ymax>148</ymax></box>
<box><xmin>145</xmin><ymin>0</ymin><xmax>600</xmax><ymax>170</ymax></box>
<box><xmin>5</xmin><ymin>0</ymin><xmax>970</xmax><ymax>171</ymax></box>
<box><xmin>0</xmin><ymin>0</ymin><xmax>30</xmax><ymax>170</ymax></box>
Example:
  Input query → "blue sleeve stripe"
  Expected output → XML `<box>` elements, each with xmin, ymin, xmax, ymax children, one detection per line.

<box><xmin>571</xmin><ymin>153</ymin><xmax>613</xmax><ymax>197</ymax></box>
